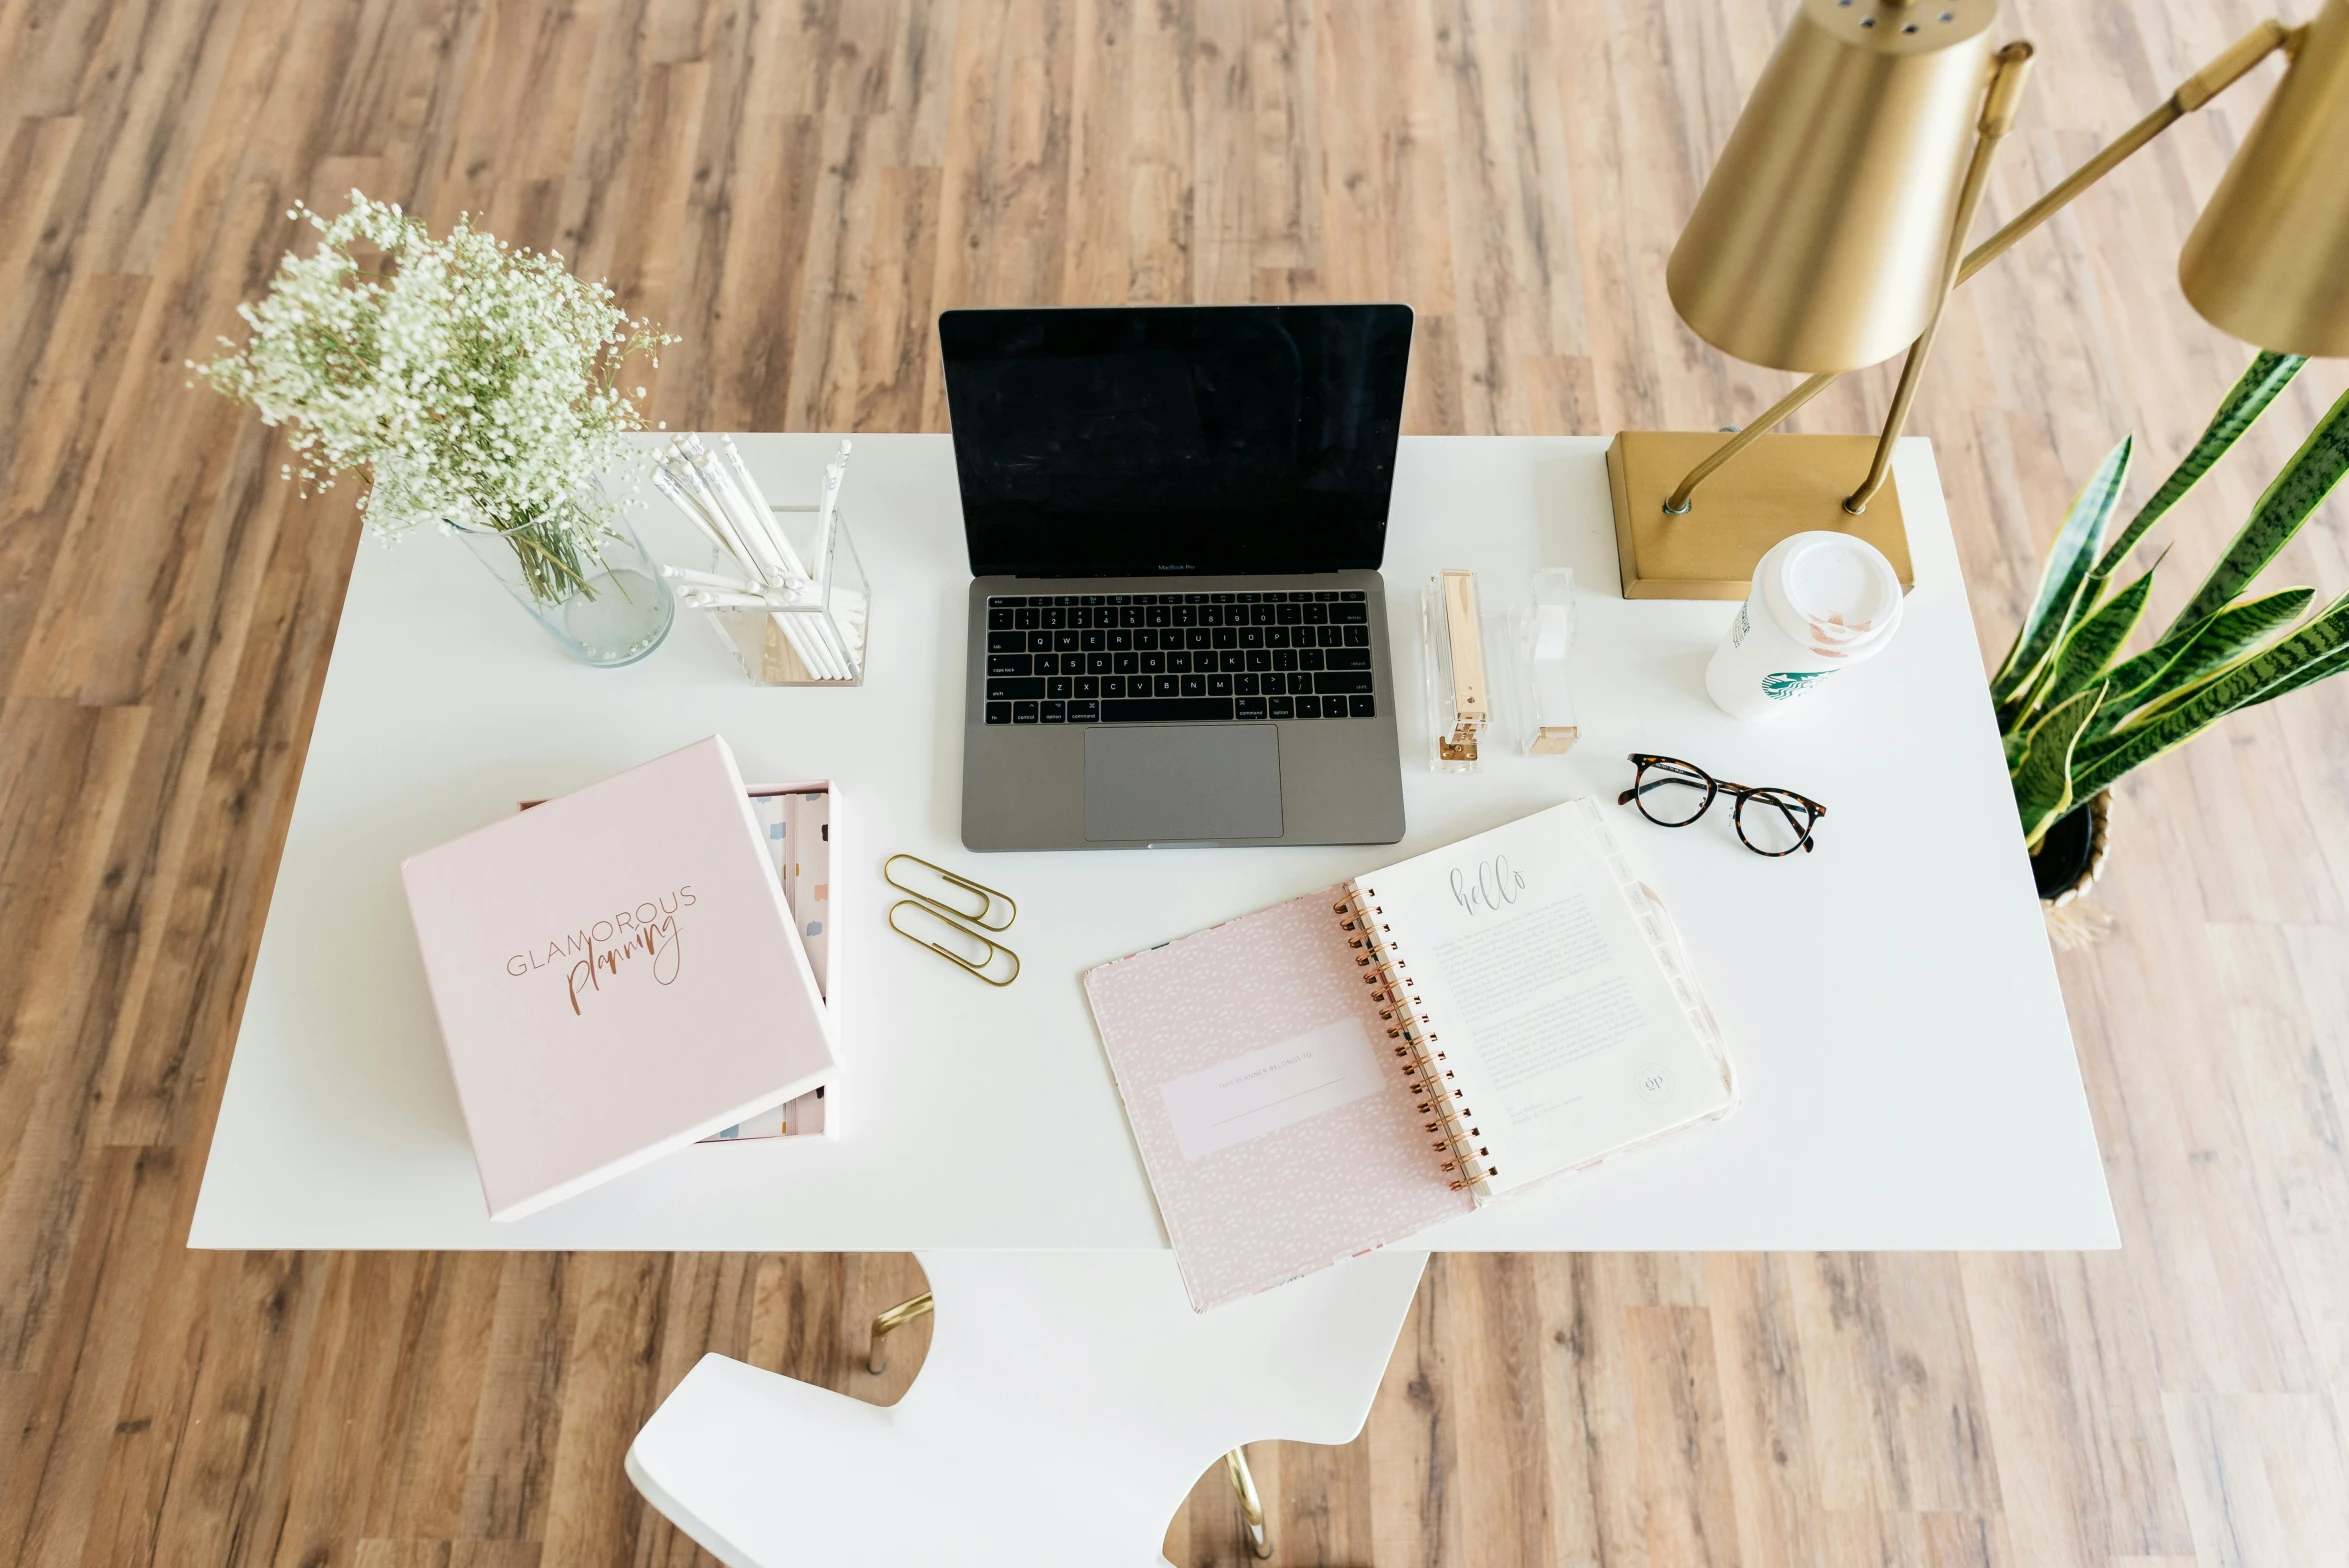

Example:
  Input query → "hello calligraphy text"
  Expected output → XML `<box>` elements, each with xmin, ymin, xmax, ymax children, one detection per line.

<box><xmin>1449</xmin><ymin>855</ymin><xmax>1527</xmax><ymax>917</ymax></box>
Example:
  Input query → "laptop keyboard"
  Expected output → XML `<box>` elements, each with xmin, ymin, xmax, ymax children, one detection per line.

<box><xmin>982</xmin><ymin>590</ymin><xmax>1378</xmax><ymax>725</ymax></box>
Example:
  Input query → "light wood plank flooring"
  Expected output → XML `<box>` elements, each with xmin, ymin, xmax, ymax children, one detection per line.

<box><xmin>3</xmin><ymin>1</ymin><xmax>2346</xmax><ymax>1563</ymax></box>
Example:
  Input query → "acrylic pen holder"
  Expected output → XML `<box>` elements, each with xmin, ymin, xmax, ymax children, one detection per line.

<box><xmin>701</xmin><ymin>505</ymin><xmax>871</xmax><ymax>687</ymax></box>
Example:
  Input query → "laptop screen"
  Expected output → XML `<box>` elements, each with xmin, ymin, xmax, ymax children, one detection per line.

<box><xmin>941</xmin><ymin>305</ymin><xmax>1413</xmax><ymax>578</ymax></box>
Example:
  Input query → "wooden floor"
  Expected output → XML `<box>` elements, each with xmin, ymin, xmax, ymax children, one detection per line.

<box><xmin>4</xmin><ymin>0</ymin><xmax>2348</xmax><ymax>1562</ymax></box>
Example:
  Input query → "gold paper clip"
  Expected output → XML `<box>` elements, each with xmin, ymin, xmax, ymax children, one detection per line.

<box><xmin>888</xmin><ymin>899</ymin><xmax>1021</xmax><ymax>986</ymax></box>
<box><xmin>883</xmin><ymin>853</ymin><xmax>1017</xmax><ymax>931</ymax></box>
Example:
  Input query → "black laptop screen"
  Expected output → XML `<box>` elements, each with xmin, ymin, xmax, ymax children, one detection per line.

<box><xmin>941</xmin><ymin>305</ymin><xmax>1413</xmax><ymax>577</ymax></box>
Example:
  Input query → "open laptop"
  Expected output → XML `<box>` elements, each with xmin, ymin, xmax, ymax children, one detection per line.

<box><xmin>945</xmin><ymin>304</ymin><xmax>1413</xmax><ymax>852</ymax></box>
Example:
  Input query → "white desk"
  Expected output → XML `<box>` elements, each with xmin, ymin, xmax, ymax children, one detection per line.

<box><xmin>190</xmin><ymin>436</ymin><xmax>2115</xmax><ymax>1252</ymax></box>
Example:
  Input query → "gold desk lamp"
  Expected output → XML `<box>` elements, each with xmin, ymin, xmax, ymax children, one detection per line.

<box><xmin>1610</xmin><ymin>0</ymin><xmax>2349</xmax><ymax>599</ymax></box>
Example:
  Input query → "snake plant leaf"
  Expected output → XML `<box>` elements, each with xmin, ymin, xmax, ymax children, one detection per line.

<box><xmin>2164</xmin><ymin>383</ymin><xmax>2349</xmax><ymax>638</ymax></box>
<box><xmin>1992</xmin><ymin>436</ymin><xmax>2133</xmax><ymax>705</ymax></box>
<box><xmin>2242</xmin><ymin>635</ymin><xmax>2349</xmax><ymax>711</ymax></box>
<box><xmin>2120</xmin><ymin>586</ymin><xmax>2349</xmax><ymax>728</ymax></box>
<box><xmin>2089</xmin><ymin>585</ymin><xmax>2317</xmax><ymax>736</ymax></box>
<box><xmin>2012</xmin><ymin>683</ymin><xmax>2107</xmax><ymax>851</ymax></box>
<box><xmin>2069</xmin><ymin>590</ymin><xmax>2349</xmax><ymax>801</ymax></box>
<box><xmin>1993</xmin><ymin>661</ymin><xmax>2055</xmax><ymax>739</ymax></box>
<box><xmin>2042</xmin><ymin>563</ymin><xmax>2157</xmax><ymax>711</ymax></box>
<box><xmin>2089</xmin><ymin>350</ymin><xmax>2304</xmax><ymax>585</ymax></box>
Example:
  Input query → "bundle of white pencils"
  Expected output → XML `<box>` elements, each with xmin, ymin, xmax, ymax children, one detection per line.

<box><xmin>652</xmin><ymin>435</ymin><xmax>863</xmax><ymax>681</ymax></box>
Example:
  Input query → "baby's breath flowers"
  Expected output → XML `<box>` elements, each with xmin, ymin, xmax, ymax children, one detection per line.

<box><xmin>192</xmin><ymin>192</ymin><xmax>677</xmax><ymax>606</ymax></box>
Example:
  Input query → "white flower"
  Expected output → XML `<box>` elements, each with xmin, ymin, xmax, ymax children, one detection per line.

<box><xmin>193</xmin><ymin>192</ymin><xmax>680</xmax><ymax>604</ymax></box>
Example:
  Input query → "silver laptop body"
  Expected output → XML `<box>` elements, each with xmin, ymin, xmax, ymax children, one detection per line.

<box><xmin>944</xmin><ymin>305</ymin><xmax>1412</xmax><ymax>852</ymax></box>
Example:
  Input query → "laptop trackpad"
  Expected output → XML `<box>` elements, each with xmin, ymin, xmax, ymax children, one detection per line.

<box><xmin>1083</xmin><ymin>725</ymin><xmax>1283</xmax><ymax>843</ymax></box>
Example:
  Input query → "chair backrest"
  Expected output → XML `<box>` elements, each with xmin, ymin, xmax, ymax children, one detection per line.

<box><xmin>627</xmin><ymin>1249</ymin><xmax>1426</xmax><ymax>1566</ymax></box>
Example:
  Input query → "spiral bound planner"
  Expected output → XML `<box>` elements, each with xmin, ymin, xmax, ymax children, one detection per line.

<box><xmin>1083</xmin><ymin>797</ymin><xmax>1737</xmax><ymax>1310</ymax></box>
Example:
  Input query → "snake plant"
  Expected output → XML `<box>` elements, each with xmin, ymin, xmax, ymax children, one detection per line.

<box><xmin>1997</xmin><ymin>350</ymin><xmax>2349</xmax><ymax>853</ymax></box>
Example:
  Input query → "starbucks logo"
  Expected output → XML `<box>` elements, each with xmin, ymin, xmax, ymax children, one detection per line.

<box><xmin>1762</xmin><ymin>670</ymin><xmax>1832</xmax><ymax>701</ymax></box>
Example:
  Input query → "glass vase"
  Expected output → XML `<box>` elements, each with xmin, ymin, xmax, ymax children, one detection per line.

<box><xmin>452</xmin><ymin>509</ymin><xmax>674</xmax><ymax>667</ymax></box>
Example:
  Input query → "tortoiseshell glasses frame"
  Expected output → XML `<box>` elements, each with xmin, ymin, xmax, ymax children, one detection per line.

<box><xmin>1615</xmin><ymin>753</ymin><xmax>1827</xmax><ymax>856</ymax></box>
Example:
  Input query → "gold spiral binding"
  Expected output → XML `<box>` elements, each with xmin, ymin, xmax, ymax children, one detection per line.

<box><xmin>1335</xmin><ymin>889</ymin><xmax>1494</xmax><ymax>1191</ymax></box>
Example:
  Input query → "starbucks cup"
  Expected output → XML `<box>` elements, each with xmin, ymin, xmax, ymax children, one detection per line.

<box><xmin>1705</xmin><ymin>531</ymin><xmax>1903</xmax><ymax>719</ymax></box>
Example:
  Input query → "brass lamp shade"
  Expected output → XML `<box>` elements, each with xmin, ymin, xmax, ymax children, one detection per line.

<box><xmin>1667</xmin><ymin>0</ymin><xmax>1999</xmax><ymax>373</ymax></box>
<box><xmin>2180</xmin><ymin>0</ymin><xmax>2349</xmax><ymax>356</ymax></box>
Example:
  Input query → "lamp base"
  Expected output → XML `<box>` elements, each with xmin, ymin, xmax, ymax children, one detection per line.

<box><xmin>1606</xmin><ymin>431</ymin><xmax>1916</xmax><ymax>600</ymax></box>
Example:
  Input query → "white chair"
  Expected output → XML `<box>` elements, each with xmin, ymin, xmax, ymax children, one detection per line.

<box><xmin>626</xmin><ymin>1249</ymin><xmax>1428</xmax><ymax>1565</ymax></box>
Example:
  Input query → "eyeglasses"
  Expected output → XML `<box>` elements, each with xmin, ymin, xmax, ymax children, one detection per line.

<box><xmin>1616</xmin><ymin>753</ymin><xmax>1827</xmax><ymax>856</ymax></box>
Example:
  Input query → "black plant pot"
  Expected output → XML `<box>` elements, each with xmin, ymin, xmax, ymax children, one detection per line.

<box><xmin>2030</xmin><ymin>792</ymin><xmax>2111</xmax><ymax>901</ymax></box>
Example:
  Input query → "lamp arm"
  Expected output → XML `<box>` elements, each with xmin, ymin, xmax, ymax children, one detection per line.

<box><xmin>1659</xmin><ymin>372</ymin><xmax>1840</xmax><ymax>514</ymax></box>
<box><xmin>1661</xmin><ymin>19</ymin><xmax>2296</xmax><ymax>518</ymax></box>
<box><xmin>1845</xmin><ymin>42</ymin><xmax>2037</xmax><ymax>514</ymax></box>
<box><xmin>1957</xmin><ymin>18</ymin><xmax>2295</xmax><ymax>287</ymax></box>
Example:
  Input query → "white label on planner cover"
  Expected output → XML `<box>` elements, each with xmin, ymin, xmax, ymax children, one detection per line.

<box><xmin>1158</xmin><ymin>1016</ymin><xmax>1387</xmax><ymax>1161</ymax></box>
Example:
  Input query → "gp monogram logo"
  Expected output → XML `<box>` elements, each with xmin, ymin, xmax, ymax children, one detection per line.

<box><xmin>506</xmin><ymin>886</ymin><xmax>696</xmax><ymax>1015</ymax></box>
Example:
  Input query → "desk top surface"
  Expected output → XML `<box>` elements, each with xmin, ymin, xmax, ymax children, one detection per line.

<box><xmin>190</xmin><ymin>434</ymin><xmax>2116</xmax><ymax>1251</ymax></box>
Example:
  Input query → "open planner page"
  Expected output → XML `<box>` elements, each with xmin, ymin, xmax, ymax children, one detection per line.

<box><xmin>1083</xmin><ymin>891</ymin><xmax>1475</xmax><ymax>1310</ymax></box>
<box><xmin>1356</xmin><ymin>798</ymin><xmax>1734</xmax><ymax>1199</ymax></box>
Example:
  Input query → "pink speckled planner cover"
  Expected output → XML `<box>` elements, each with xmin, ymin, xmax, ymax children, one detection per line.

<box><xmin>1083</xmin><ymin>889</ymin><xmax>1472</xmax><ymax>1311</ymax></box>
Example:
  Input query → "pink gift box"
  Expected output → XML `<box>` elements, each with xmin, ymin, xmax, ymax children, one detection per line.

<box><xmin>401</xmin><ymin>735</ymin><xmax>837</xmax><ymax>1221</ymax></box>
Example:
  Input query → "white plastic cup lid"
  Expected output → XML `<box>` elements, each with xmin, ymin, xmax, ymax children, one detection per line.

<box><xmin>1760</xmin><ymin>532</ymin><xmax>1902</xmax><ymax>660</ymax></box>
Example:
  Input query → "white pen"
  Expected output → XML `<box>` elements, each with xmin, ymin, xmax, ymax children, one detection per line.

<box><xmin>668</xmin><ymin>440</ymin><xmax>751</xmax><ymax>564</ymax></box>
<box><xmin>691</xmin><ymin>435</ymin><xmax>777</xmax><ymax>575</ymax></box>
<box><xmin>720</xmin><ymin>436</ymin><xmax>811</xmax><ymax>584</ymax></box>
<box><xmin>780</xmin><ymin>441</ymin><xmax>853</xmax><ymax>680</ymax></box>
<box><xmin>799</xmin><ymin>613</ymin><xmax>849</xmax><ymax>681</ymax></box>
<box><xmin>651</xmin><ymin>468</ymin><xmax>742</xmax><ymax>567</ymax></box>
<box><xmin>779</xmin><ymin>441</ymin><xmax>854</xmax><ymax>678</ymax></box>
<box><xmin>681</xmin><ymin>590</ymin><xmax>775</xmax><ymax>610</ymax></box>
<box><xmin>773</xmin><ymin>608</ymin><xmax>847</xmax><ymax>680</ymax></box>
<box><xmin>674</xmin><ymin>439</ymin><xmax>752</xmax><ymax>554</ymax></box>
<box><xmin>811</xmin><ymin>438</ymin><xmax>850</xmax><ymax>588</ymax></box>
<box><xmin>664</xmin><ymin>448</ymin><xmax>764</xmax><ymax>580</ymax></box>
<box><xmin>688</xmin><ymin>437</ymin><xmax>794</xmax><ymax>589</ymax></box>
<box><xmin>659</xmin><ymin>563</ymin><xmax>773</xmax><ymax>597</ymax></box>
